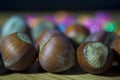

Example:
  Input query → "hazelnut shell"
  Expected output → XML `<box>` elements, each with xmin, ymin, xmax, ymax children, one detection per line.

<box><xmin>77</xmin><ymin>41</ymin><xmax>114</xmax><ymax>74</ymax></box>
<box><xmin>0</xmin><ymin>33</ymin><xmax>38</xmax><ymax>71</ymax></box>
<box><xmin>39</xmin><ymin>30</ymin><xmax>75</xmax><ymax>73</ymax></box>
<box><xmin>65</xmin><ymin>24</ymin><xmax>89</xmax><ymax>44</ymax></box>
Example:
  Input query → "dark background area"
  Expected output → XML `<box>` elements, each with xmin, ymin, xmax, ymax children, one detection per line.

<box><xmin>0</xmin><ymin>0</ymin><xmax>120</xmax><ymax>11</ymax></box>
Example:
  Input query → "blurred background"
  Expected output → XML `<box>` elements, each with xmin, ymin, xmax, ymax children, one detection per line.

<box><xmin>0</xmin><ymin>0</ymin><xmax>120</xmax><ymax>45</ymax></box>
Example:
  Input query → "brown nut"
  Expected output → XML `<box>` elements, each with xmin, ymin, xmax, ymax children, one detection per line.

<box><xmin>65</xmin><ymin>24</ymin><xmax>89</xmax><ymax>44</ymax></box>
<box><xmin>77</xmin><ymin>41</ymin><xmax>114</xmax><ymax>74</ymax></box>
<box><xmin>0</xmin><ymin>32</ymin><xmax>38</xmax><ymax>71</ymax></box>
<box><xmin>38</xmin><ymin>29</ymin><xmax>76</xmax><ymax>73</ymax></box>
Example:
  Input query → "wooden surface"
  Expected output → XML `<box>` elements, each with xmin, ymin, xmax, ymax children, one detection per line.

<box><xmin>0</xmin><ymin>11</ymin><xmax>120</xmax><ymax>80</ymax></box>
<box><xmin>0</xmin><ymin>73</ymin><xmax>120</xmax><ymax>80</ymax></box>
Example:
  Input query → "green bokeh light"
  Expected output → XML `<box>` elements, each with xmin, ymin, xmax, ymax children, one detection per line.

<box><xmin>103</xmin><ymin>22</ymin><xmax>118</xmax><ymax>32</ymax></box>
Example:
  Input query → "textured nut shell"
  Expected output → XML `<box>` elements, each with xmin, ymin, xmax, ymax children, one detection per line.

<box><xmin>0</xmin><ymin>33</ymin><xmax>37</xmax><ymax>71</ymax></box>
<box><xmin>77</xmin><ymin>41</ymin><xmax>114</xmax><ymax>74</ymax></box>
<box><xmin>39</xmin><ymin>32</ymin><xmax>75</xmax><ymax>73</ymax></box>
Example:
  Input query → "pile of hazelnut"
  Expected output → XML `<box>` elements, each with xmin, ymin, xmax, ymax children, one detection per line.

<box><xmin>0</xmin><ymin>15</ymin><xmax>120</xmax><ymax>75</ymax></box>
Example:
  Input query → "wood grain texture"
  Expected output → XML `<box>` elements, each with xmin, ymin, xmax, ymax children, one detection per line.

<box><xmin>0</xmin><ymin>11</ymin><xmax>120</xmax><ymax>80</ymax></box>
<box><xmin>0</xmin><ymin>72</ymin><xmax>120</xmax><ymax>80</ymax></box>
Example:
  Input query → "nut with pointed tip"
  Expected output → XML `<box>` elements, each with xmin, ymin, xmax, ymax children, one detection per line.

<box><xmin>38</xmin><ymin>29</ymin><xmax>76</xmax><ymax>73</ymax></box>
<box><xmin>77</xmin><ymin>41</ymin><xmax>114</xmax><ymax>74</ymax></box>
<box><xmin>0</xmin><ymin>32</ymin><xmax>38</xmax><ymax>71</ymax></box>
